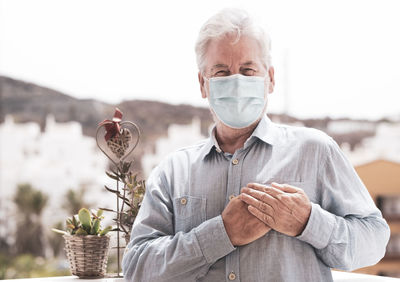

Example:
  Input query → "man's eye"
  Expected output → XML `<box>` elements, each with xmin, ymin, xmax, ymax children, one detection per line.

<box><xmin>215</xmin><ymin>70</ymin><xmax>229</xmax><ymax>76</ymax></box>
<box><xmin>242</xmin><ymin>68</ymin><xmax>256</xmax><ymax>76</ymax></box>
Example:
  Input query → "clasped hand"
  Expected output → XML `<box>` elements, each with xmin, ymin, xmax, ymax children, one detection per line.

<box><xmin>221</xmin><ymin>182</ymin><xmax>311</xmax><ymax>246</ymax></box>
<box><xmin>240</xmin><ymin>182</ymin><xmax>312</xmax><ymax>237</ymax></box>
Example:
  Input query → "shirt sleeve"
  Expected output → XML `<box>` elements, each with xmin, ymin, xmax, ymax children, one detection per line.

<box><xmin>122</xmin><ymin>162</ymin><xmax>236</xmax><ymax>282</ymax></box>
<box><xmin>296</xmin><ymin>137</ymin><xmax>390</xmax><ymax>271</ymax></box>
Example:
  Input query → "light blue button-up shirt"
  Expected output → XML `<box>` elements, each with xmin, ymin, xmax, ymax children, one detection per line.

<box><xmin>122</xmin><ymin>115</ymin><xmax>390</xmax><ymax>282</ymax></box>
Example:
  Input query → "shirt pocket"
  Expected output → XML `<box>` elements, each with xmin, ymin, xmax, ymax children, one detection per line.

<box><xmin>173</xmin><ymin>195</ymin><xmax>206</xmax><ymax>233</ymax></box>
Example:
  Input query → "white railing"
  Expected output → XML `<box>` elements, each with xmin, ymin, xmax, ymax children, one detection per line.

<box><xmin>3</xmin><ymin>271</ymin><xmax>400</xmax><ymax>281</ymax></box>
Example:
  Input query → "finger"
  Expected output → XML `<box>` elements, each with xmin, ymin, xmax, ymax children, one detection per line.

<box><xmin>241</xmin><ymin>187</ymin><xmax>277</xmax><ymax>208</ymax></box>
<box><xmin>247</xmin><ymin>182</ymin><xmax>268</xmax><ymax>191</ymax></box>
<box><xmin>263</xmin><ymin>186</ymin><xmax>286</xmax><ymax>198</ymax></box>
<box><xmin>240</xmin><ymin>193</ymin><xmax>274</xmax><ymax>215</ymax></box>
<box><xmin>247</xmin><ymin>183</ymin><xmax>285</xmax><ymax>205</ymax></box>
<box><xmin>248</xmin><ymin>205</ymin><xmax>275</xmax><ymax>227</ymax></box>
<box><xmin>247</xmin><ymin>183</ymin><xmax>283</xmax><ymax>198</ymax></box>
<box><xmin>271</xmin><ymin>182</ymin><xmax>298</xmax><ymax>193</ymax></box>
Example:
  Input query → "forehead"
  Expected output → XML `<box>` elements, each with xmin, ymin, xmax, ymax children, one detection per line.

<box><xmin>205</xmin><ymin>35</ymin><xmax>263</xmax><ymax>69</ymax></box>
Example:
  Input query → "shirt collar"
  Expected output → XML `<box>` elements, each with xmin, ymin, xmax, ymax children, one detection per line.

<box><xmin>200</xmin><ymin>115</ymin><xmax>279</xmax><ymax>160</ymax></box>
<box><xmin>250</xmin><ymin>115</ymin><xmax>279</xmax><ymax>146</ymax></box>
<box><xmin>198</xmin><ymin>126</ymin><xmax>219</xmax><ymax>160</ymax></box>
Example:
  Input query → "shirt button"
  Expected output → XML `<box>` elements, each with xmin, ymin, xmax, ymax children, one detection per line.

<box><xmin>228</xmin><ymin>272</ymin><xmax>236</xmax><ymax>280</ymax></box>
<box><xmin>180</xmin><ymin>197</ymin><xmax>187</xmax><ymax>205</ymax></box>
<box><xmin>232</xmin><ymin>159</ymin><xmax>239</xmax><ymax>165</ymax></box>
<box><xmin>229</xmin><ymin>194</ymin><xmax>235</xmax><ymax>201</ymax></box>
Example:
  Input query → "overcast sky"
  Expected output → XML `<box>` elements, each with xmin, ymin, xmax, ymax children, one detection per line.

<box><xmin>1</xmin><ymin>0</ymin><xmax>399</xmax><ymax>120</ymax></box>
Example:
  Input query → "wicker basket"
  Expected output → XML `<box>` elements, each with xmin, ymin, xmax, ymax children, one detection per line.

<box><xmin>63</xmin><ymin>234</ymin><xmax>110</xmax><ymax>278</ymax></box>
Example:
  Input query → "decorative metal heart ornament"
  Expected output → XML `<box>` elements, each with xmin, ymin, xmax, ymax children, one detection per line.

<box><xmin>107</xmin><ymin>127</ymin><xmax>132</xmax><ymax>159</ymax></box>
<box><xmin>96</xmin><ymin>120</ymin><xmax>140</xmax><ymax>167</ymax></box>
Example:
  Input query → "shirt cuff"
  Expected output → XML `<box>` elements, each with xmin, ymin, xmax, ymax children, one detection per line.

<box><xmin>194</xmin><ymin>215</ymin><xmax>236</xmax><ymax>264</ymax></box>
<box><xmin>296</xmin><ymin>202</ymin><xmax>336</xmax><ymax>249</ymax></box>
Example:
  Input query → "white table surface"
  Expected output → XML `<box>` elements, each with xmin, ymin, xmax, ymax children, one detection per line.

<box><xmin>332</xmin><ymin>271</ymin><xmax>400</xmax><ymax>281</ymax></box>
<box><xmin>3</xmin><ymin>276</ymin><xmax>124</xmax><ymax>281</ymax></box>
<box><xmin>4</xmin><ymin>271</ymin><xmax>400</xmax><ymax>281</ymax></box>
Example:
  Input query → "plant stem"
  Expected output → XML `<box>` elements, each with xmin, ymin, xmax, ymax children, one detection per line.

<box><xmin>116</xmin><ymin>178</ymin><xmax>121</xmax><ymax>277</ymax></box>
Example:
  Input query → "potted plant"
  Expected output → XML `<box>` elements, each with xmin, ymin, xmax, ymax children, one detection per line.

<box><xmin>102</xmin><ymin>165</ymin><xmax>146</xmax><ymax>244</ymax></box>
<box><xmin>52</xmin><ymin>208</ymin><xmax>112</xmax><ymax>278</ymax></box>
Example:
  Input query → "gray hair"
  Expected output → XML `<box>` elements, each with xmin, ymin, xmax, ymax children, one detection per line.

<box><xmin>195</xmin><ymin>8</ymin><xmax>272</xmax><ymax>73</ymax></box>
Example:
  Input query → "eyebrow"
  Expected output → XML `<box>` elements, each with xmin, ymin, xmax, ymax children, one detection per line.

<box><xmin>240</xmin><ymin>61</ymin><xmax>257</xmax><ymax>67</ymax></box>
<box><xmin>210</xmin><ymin>61</ymin><xmax>258</xmax><ymax>72</ymax></box>
<box><xmin>211</xmin><ymin>64</ymin><xmax>229</xmax><ymax>71</ymax></box>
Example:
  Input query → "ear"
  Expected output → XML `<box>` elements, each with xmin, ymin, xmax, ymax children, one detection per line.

<box><xmin>198</xmin><ymin>72</ymin><xmax>207</xmax><ymax>99</ymax></box>
<box><xmin>268</xmin><ymin>66</ymin><xmax>275</xmax><ymax>94</ymax></box>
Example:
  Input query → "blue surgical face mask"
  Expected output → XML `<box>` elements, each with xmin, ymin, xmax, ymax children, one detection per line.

<box><xmin>206</xmin><ymin>74</ymin><xmax>268</xmax><ymax>129</ymax></box>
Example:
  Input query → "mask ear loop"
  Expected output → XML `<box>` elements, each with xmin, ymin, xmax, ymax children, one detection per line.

<box><xmin>263</xmin><ymin>73</ymin><xmax>272</xmax><ymax>94</ymax></box>
<box><xmin>202</xmin><ymin>74</ymin><xmax>211</xmax><ymax>99</ymax></box>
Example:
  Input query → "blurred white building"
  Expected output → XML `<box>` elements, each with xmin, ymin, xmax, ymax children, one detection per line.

<box><xmin>141</xmin><ymin>117</ymin><xmax>400</xmax><ymax>175</ymax></box>
<box><xmin>0</xmin><ymin>115</ymin><xmax>113</xmax><ymax>242</ymax></box>
<box><xmin>327</xmin><ymin>120</ymin><xmax>376</xmax><ymax>134</ymax></box>
<box><xmin>341</xmin><ymin>122</ymin><xmax>400</xmax><ymax>166</ymax></box>
<box><xmin>142</xmin><ymin>117</ymin><xmax>206</xmax><ymax>177</ymax></box>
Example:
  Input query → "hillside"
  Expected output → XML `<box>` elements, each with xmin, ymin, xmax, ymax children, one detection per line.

<box><xmin>0</xmin><ymin>75</ymin><xmax>379</xmax><ymax>162</ymax></box>
<box><xmin>0</xmin><ymin>76</ymin><xmax>215</xmax><ymax>170</ymax></box>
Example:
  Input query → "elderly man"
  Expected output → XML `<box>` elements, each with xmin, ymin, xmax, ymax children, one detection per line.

<box><xmin>122</xmin><ymin>8</ymin><xmax>390</xmax><ymax>282</ymax></box>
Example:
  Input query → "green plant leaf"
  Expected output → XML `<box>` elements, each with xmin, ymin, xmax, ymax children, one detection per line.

<box><xmin>75</xmin><ymin>227</ymin><xmax>88</xmax><ymax>235</ymax></box>
<box><xmin>121</xmin><ymin>161</ymin><xmax>132</xmax><ymax>173</ymax></box>
<box><xmin>78</xmin><ymin>208</ymin><xmax>91</xmax><ymax>231</ymax></box>
<box><xmin>97</xmin><ymin>209</ymin><xmax>103</xmax><ymax>217</ymax></box>
<box><xmin>72</xmin><ymin>215</ymin><xmax>78</xmax><ymax>226</ymax></box>
<box><xmin>108</xmin><ymin>169</ymin><xmax>119</xmax><ymax>177</ymax></box>
<box><xmin>123</xmin><ymin>199</ymin><xmax>132</xmax><ymax>208</ymax></box>
<box><xmin>91</xmin><ymin>219</ymin><xmax>100</xmax><ymax>235</ymax></box>
<box><xmin>106</xmin><ymin>171</ymin><xmax>119</xmax><ymax>181</ymax></box>
<box><xmin>104</xmin><ymin>185</ymin><xmax>121</xmax><ymax>195</ymax></box>
<box><xmin>99</xmin><ymin>226</ymin><xmax>112</xmax><ymax>236</ymax></box>
<box><xmin>51</xmin><ymin>228</ymin><xmax>68</xmax><ymax>235</ymax></box>
<box><xmin>98</xmin><ymin>207</ymin><xmax>117</xmax><ymax>213</ymax></box>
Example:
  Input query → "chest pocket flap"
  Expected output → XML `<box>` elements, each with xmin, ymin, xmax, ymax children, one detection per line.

<box><xmin>173</xmin><ymin>195</ymin><xmax>206</xmax><ymax>233</ymax></box>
